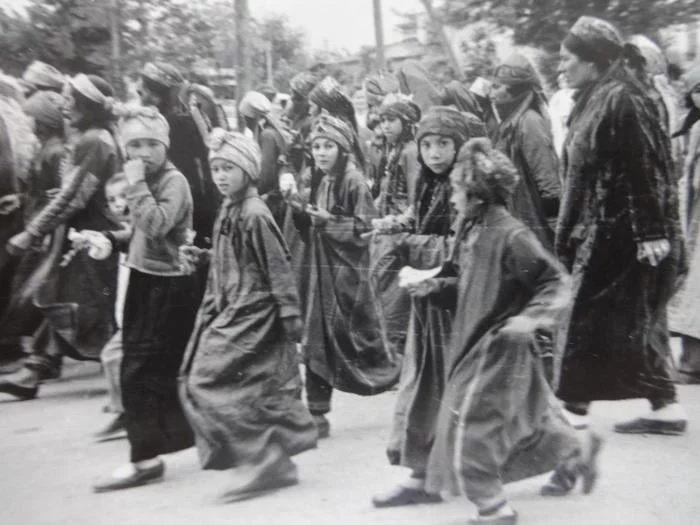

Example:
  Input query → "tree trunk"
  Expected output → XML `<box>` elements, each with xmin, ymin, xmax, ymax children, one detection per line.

<box><xmin>235</xmin><ymin>0</ymin><xmax>252</xmax><ymax>131</ymax></box>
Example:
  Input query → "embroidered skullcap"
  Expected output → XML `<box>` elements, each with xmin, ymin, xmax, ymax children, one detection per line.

<box><xmin>379</xmin><ymin>92</ymin><xmax>422</xmax><ymax>124</ymax></box>
<box><xmin>453</xmin><ymin>137</ymin><xmax>519</xmax><ymax>204</ymax></box>
<box><xmin>69</xmin><ymin>74</ymin><xmax>115</xmax><ymax>112</ymax></box>
<box><xmin>238</xmin><ymin>91</ymin><xmax>272</xmax><ymax>119</ymax></box>
<box><xmin>141</xmin><ymin>62</ymin><xmax>184</xmax><ymax>89</ymax></box>
<box><xmin>22</xmin><ymin>61</ymin><xmax>65</xmax><ymax>91</ymax></box>
<box><xmin>628</xmin><ymin>35</ymin><xmax>667</xmax><ymax>77</ymax></box>
<box><xmin>364</xmin><ymin>72</ymin><xmax>400</xmax><ymax>107</ymax></box>
<box><xmin>416</xmin><ymin>106</ymin><xmax>473</xmax><ymax>149</ymax></box>
<box><xmin>489</xmin><ymin>52</ymin><xmax>542</xmax><ymax>88</ymax></box>
<box><xmin>290</xmin><ymin>72</ymin><xmax>318</xmax><ymax>98</ymax></box>
<box><xmin>208</xmin><ymin>128</ymin><xmax>262</xmax><ymax>181</ymax></box>
<box><xmin>119</xmin><ymin>105</ymin><xmax>170</xmax><ymax>148</ymax></box>
<box><xmin>23</xmin><ymin>90</ymin><xmax>65</xmax><ymax>130</ymax></box>
<box><xmin>685</xmin><ymin>63</ymin><xmax>700</xmax><ymax>93</ymax></box>
<box><xmin>309</xmin><ymin>112</ymin><xmax>353</xmax><ymax>152</ymax></box>
<box><xmin>563</xmin><ymin>16</ymin><xmax>624</xmax><ymax>66</ymax></box>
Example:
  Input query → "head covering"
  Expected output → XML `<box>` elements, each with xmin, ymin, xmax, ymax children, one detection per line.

<box><xmin>257</xmin><ymin>84</ymin><xmax>278</xmax><ymax>102</ymax></box>
<box><xmin>119</xmin><ymin>105</ymin><xmax>170</xmax><ymax>148</ymax></box>
<box><xmin>23</xmin><ymin>91</ymin><xmax>65</xmax><ymax>130</ymax></box>
<box><xmin>379</xmin><ymin>92</ymin><xmax>422</xmax><ymax>124</ymax></box>
<box><xmin>309</xmin><ymin>77</ymin><xmax>353</xmax><ymax>117</ymax></box>
<box><xmin>563</xmin><ymin>16</ymin><xmax>624</xmax><ymax>66</ymax></box>
<box><xmin>489</xmin><ymin>52</ymin><xmax>542</xmax><ymax>88</ymax></box>
<box><xmin>453</xmin><ymin>137</ymin><xmax>519</xmax><ymax>204</ymax></box>
<box><xmin>290</xmin><ymin>72</ymin><xmax>318</xmax><ymax>98</ymax></box>
<box><xmin>462</xmin><ymin>112</ymin><xmax>488</xmax><ymax>139</ymax></box>
<box><xmin>309</xmin><ymin>112</ymin><xmax>353</xmax><ymax>152</ymax></box>
<box><xmin>416</xmin><ymin>106</ymin><xmax>473</xmax><ymax>149</ymax></box>
<box><xmin>628</xmin><ymin>35</ymin><xmax>667</xmax><ymax>77</ymax></box>
<box><xmin>238</xmin><ymin>91</ymin><xmax>272</xmax><ymax>120</ymax></box>
<box><xmin>208</xmin><ymin>128</ymin><xmax>262</xmax><ymax>181</ymax></box>
<box><xmin>364</xmin><ymin>72</ymin><xmax>400</xmax><ymax>107</ymax></box>
<box><xmin>141</xmin><ymin>62</ymin><xmax>184</xmax><ymax>90</ymax></box>
<box><xmin>69</xmin><ymin>74</ymin><xmax>115</xmax><ymax>112</ymax></box>
<box><xmin>22</xmin><ymin>61</ymin><xmax>65</xmax><ymax>91</ymax></box>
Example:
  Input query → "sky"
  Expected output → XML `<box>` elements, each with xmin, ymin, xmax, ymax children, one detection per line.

<box><xmin>253</xmin><ymin>0</ymin><xmax>414</xmax><ymax>52</ymax></box>
<box><xmin>0</xmin><ymin>0</ymin><xmax>417</xmax><ymax>53</ymax></box>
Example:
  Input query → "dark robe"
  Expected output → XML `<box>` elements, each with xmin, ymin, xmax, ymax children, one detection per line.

<box><xmin>301</xmin><ymin>163</ymin><xmax>400</xmax><ymax>395</ymax></box>
<box><xmin>425</xmin><ymin>207</ymin><xmax>579</xmax><ymax>507</ymax></box>
<box><xmin>181</xmin><ymin>188</ymin><xmax>317</xmax><ymax>470</ymax></box>
<box><xmin>556</xmin><ymin>76</ymin><xmax>684</xmax><ymax>402</ymax></box>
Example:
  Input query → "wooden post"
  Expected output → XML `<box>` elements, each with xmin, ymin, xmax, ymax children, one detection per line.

<box><xmin>235</xmin><ymin>0</ymin><xmax>252</xmax><ymax>130</ymax></box>
<box><xmin>109</xmin><ymin>0</ymin><xmax>122</xmax><ymax>96</ymax></box>
<box><xmin>373</xmin><ymin>0</ymin><xmax>386</xmax><ymax>69</ymax></box>
<box><xmin>420</xmin><ymin>0</ymin><xmax>465</xmax><ymax>81</ymax></box>
<box><xmin>266</xmin><ymin>40</ymin><xmax>274</xmax><ymax>86</ymax></box>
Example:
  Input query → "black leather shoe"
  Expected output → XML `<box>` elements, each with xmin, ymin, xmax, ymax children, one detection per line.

<box><xmin>95</xmin><ymin>414</ymin><xmax>127</xmax><ymax>443</ymax></box>
<box><xmin>614</xmin><ymin>418</ymin><xmax>687</xmax><ymax>436</ymax></box>
<box><xmin>313</xmin><ymin>414</ymin><xmax>330</xmax><ymax>439</ymax></box>
<box><xmin>0</xmin><ymin>376</ymin><xmax>38</xmax><ymax>400</ymax></box>
<box><xmin>93</xmin><ymin>460</ymin><xmax>165</xmax><ymax>493</ymax></box>
<box><xmin>372</xmin><ymin>485</ymin><xmax>442</xmax><ymax>508</ymax></box>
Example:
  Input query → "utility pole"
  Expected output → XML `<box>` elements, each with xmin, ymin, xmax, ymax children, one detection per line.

<box><xmin>109</xmin><ymin>0</ymin><xmax>122</xmax><ymax>95</ymax></box>
<box><xmin>420</xmin><ymin>0</ymin><xmax>465</xmax><ymax>81</ymax></box>
<box><xmin>373</xmin><ymin>0</ymin><xmax>386</xmax><ymax>70</ymax></box>
<box><xmin>234</xmin><ymin>0</ymin><xmax>252</xmax><ymax>130</ymax></box>
<box><xmin>266</xmin><ymin>41</ymin><xmax>274</xmax><ymax>86</ymax></box>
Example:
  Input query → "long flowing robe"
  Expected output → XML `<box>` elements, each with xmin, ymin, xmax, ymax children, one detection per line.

<box><xmin>425</xmin><ymin>207</ymin><xmax>579</xmax><ymax>506</ymax></box>
<box><xmin>385</xmin><ymin>167</ymin><xmax>456</xmax><ymax>471</ymax></box>
<box><xmin>301</xmin><ymin>163</ymin><xmax>400</xmax><ymax>395</ymax></box>
<box><xmin>181</xmin><ymin>189</ymin><xmax>317</xmax><ymax>469</ymax></box>
<box><xmin>556</xmin><ymin>75</ymin><xmax>684</xmax><ymax>402</ymax></box>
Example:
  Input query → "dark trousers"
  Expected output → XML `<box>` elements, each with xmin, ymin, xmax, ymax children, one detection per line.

<box><xmin>305</xmin><ymin>367</ymin><xmax>333</xmax><ymax>415</ymax></box>
<box><xmin>121</xmin><ymin>270</ymin><xmax>198</xmax><ymax>462</ymax></box>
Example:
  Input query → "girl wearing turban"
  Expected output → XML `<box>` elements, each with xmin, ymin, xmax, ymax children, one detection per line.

<box><xmin>179</xmin><ymin>129</ymin><xmax>317</xmax><ymax>502</ymax></box>
<box><xmin>0</xmin><ymin>75</ymin><xmax>122</xmax><ymax>401</ymax></box>
<box><xmin>668</xmin><ymin>63</ymin><xmax>700</xmax><ymax>385</ymax></box>
<box><xmin>372</xmin><ymin>93</ymin><xmax>421</xmax><ymax>226</ymax></box>
<box><xmin>373</xmin><ymin>107</ymin><xmax>486</xmax><ymax>508</ymax></box>
<box><xmin>293</xmin><ymin>113</ymin><xmax>400</xmax><ymax>439</ymax></box>
<box><xmin>488</xmin><ymin>51</ymin><xmax>561</xmax><ymax>251</ymax></box>
<box><xmin>554</xmin><ymin>15</ymin><xmax>687</xmax><ymax>450</ymax></box>
<box><xmin>93</xmin><ymin>105</ymin><xmax>198</xmax><ymax>492</ymax></box>
<box><xmin>422</xmin><ymin>138</ymin><xmax>601</xmax><ymax>525</ymax></box>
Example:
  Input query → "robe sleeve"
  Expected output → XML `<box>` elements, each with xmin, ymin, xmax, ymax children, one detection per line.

<box><xmin>613</xmin><ymin>91</ymin><xmax>668</xmax><ymax>242</ymax></box>
<box><xmin>26</xmin><ymin>134</ymin><xmax>112</xmax><ymax>237</ymax></box>
<box><xmin>126</xmin><ymin>171</ymin><xmax>191</xmax><ymax>239</ymax></box>
<box><xmin>247</xmin><ymin>212</ymin><xmax>301</xmax><ymax>319</ymax></box>
<box><xmin>397</xmin><ymin>142</ymin><xmax>419</xmax><ymax>222</ymax></box>
<box><xmin>323</xmin><ymin>173</ymin><xmax>378</xmax><ymax>243</ymax></box>
<box><xmin>258</xmin><ymin>128</ymin><xmax>281</xmax><ymax>196</ymax></box>
<box><xmin>517</xmin><ymin>111</ymin><xmax>561</xmax><ymax>219</ymax></box>
<box><xmin>504</xmin><ymin>228</ymin><xmax>572</xmax><ymax>328</ymax></box>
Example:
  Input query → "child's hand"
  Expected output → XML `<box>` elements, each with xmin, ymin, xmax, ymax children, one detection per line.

<box><xmin>7</xmin><ymin>231</ymin><xmax>35</xmax><ymax>256</ymax></box>
<box><xmin>307</xmin><ymin>207</ymin><xmax>332</xmax><ymax>226</ymax></box>
<box><xmin>279</xmin><ymin>172</ymin><xmax>298</xmax><ymax>197</ymax></box>
<box><xmin>123</xmin><ymin>159</ymin><xmax>146</xmax><ymax>185</ymax></box>
<box><xmin>405</xmin><ymin>278</ymin><xmax>440</xmax><ymax>298</ymax></box>
<box><xmin>282</xmin><ymin>316</ymin><xmax>303</xmax><ymax>343</ymax></box>
<box><xmin>179</xmin><ymin>245</ymin><xmax>205</xmax><ymax>275</ymax></box>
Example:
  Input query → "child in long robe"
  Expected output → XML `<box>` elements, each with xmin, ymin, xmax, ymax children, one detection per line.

<box><xmin>179</xmin><ymin>129</ymin><xmax>317</xmax><ymax>503</ymax></box>
<box><xmin>423</xmin><ymin>138</ymin><xmax>602</xmax><ymax>525</ymax></box>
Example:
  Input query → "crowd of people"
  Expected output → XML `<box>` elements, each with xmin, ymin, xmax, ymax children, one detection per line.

<box><xmin>0</xmin><ymin>13</ymin><xmax>698</xmax><ymax>525</ymax></box>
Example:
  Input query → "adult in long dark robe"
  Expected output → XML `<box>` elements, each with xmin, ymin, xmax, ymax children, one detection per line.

<box><xmin>555</xmin><ymin>16</ymin><xmax>687</xmax><ymax>436</ymax></box>
<box><xmin>372</xmin><ymin>106</ymin><xmax>485</xmax><ymax>508</ymax></box>
<box><xmin>0</xmin><ymin>75</ymin><xmax>121</xmax><ymax>400</ymax></box>
<box><xmin>489</xmin><ymin>52</ymin><xmax>561</xmax><ymax>251</ymax></box>
<box><xmin>425</xmin><ymin>138</ymin><xmax>599</xmax><ymax>525</ymax></box>
<box><xmin>296</xmin><ymin>114</ymin><xmax>400</xmax><ymax>439</ymax></box>
<box><xmin>180</xmin><ymin>131</ymin><xmax>316</xmax><ymax>501</ymax></box>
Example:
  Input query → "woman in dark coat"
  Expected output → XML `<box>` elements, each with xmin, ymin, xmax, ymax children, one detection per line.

<box><xmin>555</xmin><ymin>16</ymin><xmax>687</xmax><ymax>435</ymax></box>
<box><xmin>489</xmin><ymin>52</ymin><xmax>561</xmax><ymax>250</ymax></box>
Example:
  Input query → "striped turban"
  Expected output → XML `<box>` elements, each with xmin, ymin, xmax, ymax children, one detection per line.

<box><xmin>416</xmin><ymin>106</ymin><xmax>474</xmax><ymax>150</ymax></box>
<box><xmin>208</xmin><ymin>128</ymin><xmax>262</xmax><ymax>181</ymax></box>
<box><xmin>23</xmin><ymin>61</ymin><xmax>65</xmax><ymax>91</ymax></box>
<box><xmin>364</xmin><ymin>72</ymin><xmax>400</xmax><ymax>107</ymax></box>
<box><xmin>23</xmin><ymin>91</ymin><xmax>66</xmax><ymax>130</ymax></box>
<box><xmin>379</xmin><ymin>92</ymin><xmax>421</xmax><ymax>124</ymax></box>
<box><xmin>309</xmin><ymin>112</ymin><xmax>353</xmax><ymax>152</ymax></box>
<box><xmin>238</xmin><ymin>91</ymin><xmax>272</xmax><ymax>120</ymax></box>
<box><xmin>141</xmin><ymin>62</ymin><xmax>185</xmax><ymax>90</ymax></box>
<box><xmin>290</xmin><ymin>72</ymin><xmax>317</xmax><ymax>98</ymax></box>
<box><xmin>119</xmin><ymin>105</ymin><xmax>170</xmax><ymax>148</ymax></box>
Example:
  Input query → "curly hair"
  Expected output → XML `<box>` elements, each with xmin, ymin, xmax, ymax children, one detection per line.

<box><xmin>452</xmin><ymin>137</ymin><xmax>519</xmax><ymax>205</ymax></box>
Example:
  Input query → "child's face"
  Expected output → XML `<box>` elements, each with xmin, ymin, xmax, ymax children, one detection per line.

<box><xmin>420</xmin><ymin>134</ymin><xmax>457</xmax><ymax>175</ymax></box>
<box><xmin>106</xmin><ymin>181</ymin><xmax>129</xmax><ymax>221</ymax></box>
<box><xmin>125</xmin><ymin>139</ymin><xmax>167</xmax><ymax>174</ymax></box>
<box><xmin>312</xmin><ymin>138</ymin><xmax>340</xmax><ymax>173</ymax></box>
<box><xmin>211</xmin><ymin>159</ymin><xmax>248</xmax><ymax>197</ymax></box>
<box><xmin>381</xmin><ymin>115</ymin><xmax>403</xmax><ymax>145</ymax></box>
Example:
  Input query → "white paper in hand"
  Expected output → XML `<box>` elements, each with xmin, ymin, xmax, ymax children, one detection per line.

<box><xmin>398</xmin><ymin>266</ymin><xmax>442</xmax><ymax>288</ymax></box>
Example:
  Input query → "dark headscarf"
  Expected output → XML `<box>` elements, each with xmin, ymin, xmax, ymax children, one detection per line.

<box><xmin>364</xmin><ymin>72</ymin><xmax>400</xmax><ymax>108</ymax></box>
<box><xmin>290</xmin><ymin>72</ymin><xmax>318</xmax><ymax>99</ymax></box>
<box><xmin>378</xmin><ymin>93</ymin><xmax>421</xmax><ymax>124</ymax></box>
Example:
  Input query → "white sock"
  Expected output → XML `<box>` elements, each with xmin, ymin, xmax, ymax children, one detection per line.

<box><xmin>110</xmin><ymin>463</ymin><xmax>137</xmax><ymax>479</ymax></box>
<box><xmin>649</xmin><ymin>403</ymin><xmax>687</xmax><ymax>421</ymax></box>
<box><xmin>399</xmin><ymin>474</ymin><xmax>425</xmax><ymax>490</ymax></box>
<box><xmin>134</xmin><ymin>458</ymin><xmax>162</xmax><ymax>470</ymax></box>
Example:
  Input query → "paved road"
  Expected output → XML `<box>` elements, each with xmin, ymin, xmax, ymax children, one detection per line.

<box><xmin>0</xmin><ymin>360</ymin><xmax>699</xmax><ymax>525</ymax></box>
